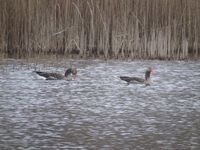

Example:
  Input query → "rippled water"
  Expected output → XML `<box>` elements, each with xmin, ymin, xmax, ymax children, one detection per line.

<box><xmin>0</xmin><ymin>58</ymin><xmax>200</xmax><ymax>150</ymax></box>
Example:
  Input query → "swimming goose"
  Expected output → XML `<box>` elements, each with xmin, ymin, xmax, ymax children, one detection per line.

<box><xmin>120</xmin><ymin>67</ymin><xmax>153</xmax><ymax>85</ymax></box>
<box><xmin>34</xmin><ymin>68</ymin><xmax>77</xmax><ymax>80</ymax></box>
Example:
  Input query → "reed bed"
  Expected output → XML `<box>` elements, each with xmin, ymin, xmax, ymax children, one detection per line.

<box><xmin>0</xmin><ymin>0</ymin><xmax>199</xmax><ymax>59</ymax></box>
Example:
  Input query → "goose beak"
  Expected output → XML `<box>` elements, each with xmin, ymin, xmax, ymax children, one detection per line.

<box><xmin>151</xmin><ymin>69</ymin><xmax>154</xmax><ymax>74</ymax></box>
<box><xmin>71</xmin><ymin>74</ymin><xmax>76</xmax><ymax>80</ymax></box>
<box><xmin>70</xmin><ymin>68</ymin><xmax>77</xmax><ymax>80</ymax></box>
<box><xmin>150</xmin><ymin>67</ymin><xmax>154</xmax><ymax>74</ymax></box>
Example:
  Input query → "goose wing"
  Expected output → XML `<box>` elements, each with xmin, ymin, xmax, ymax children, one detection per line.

<box><xmin>120</xmin><ymin>76</ymin><xmax>145</xmax><ymax>83</ymax></box>
<box><xmin>34</xmin><ymin>71</ymin><xmax>64</xmax><ymax>79</ymax></box>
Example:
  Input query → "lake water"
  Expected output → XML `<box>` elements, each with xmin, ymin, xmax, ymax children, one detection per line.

<box><xmin>0</xmin><ymin>58</ymin><xmax>200</xmax><ymax>150</ymax></box>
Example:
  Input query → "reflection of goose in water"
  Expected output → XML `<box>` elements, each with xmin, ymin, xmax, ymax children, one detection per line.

<box><xmin>34</xmin><ymin>68</ymin><xmax>77</xmax><ymax>80</ymax></box>
<box><xmin>120</xmin><ymin>67</ymin><xmax>153</xmax><ymax>86</ymax></box>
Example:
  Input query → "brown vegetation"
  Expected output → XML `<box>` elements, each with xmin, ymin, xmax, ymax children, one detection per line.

<box><xmin>0</xmin><ymin>0</ymin><xmax>200</xmax><ymax>59</ymax></box>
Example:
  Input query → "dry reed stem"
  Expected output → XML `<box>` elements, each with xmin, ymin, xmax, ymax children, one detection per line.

<box><xmin>0</xmin><ymin>0</ymin><xmax>199</xmax><ymax>59</ymax></box>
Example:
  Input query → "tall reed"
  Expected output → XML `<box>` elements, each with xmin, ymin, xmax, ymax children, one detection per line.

<box><xmin>0</xmin><ymin>0</ymin><xmax>199</xmax><ymax>59</ymax></box>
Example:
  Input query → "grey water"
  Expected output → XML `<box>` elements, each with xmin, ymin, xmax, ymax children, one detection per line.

<box><xmin>0</xmin><ymin>59</ymin><xmax>200</xmax><ymax>150</ymax></box>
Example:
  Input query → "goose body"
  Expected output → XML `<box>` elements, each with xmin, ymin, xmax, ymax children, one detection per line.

<box><xmin>34</xmin><ymin>68</ymin><xmax>77</xmax><ymax>80</ymax></box>
<box><xmin>120</xmin><ymin>76</ymin><xmax>145</xmax><ymax>83</ymax></box>
<box><xmin>120</xmin><ymin>67</ymin><xmax>152</xmax><ymax>85</ymax></box>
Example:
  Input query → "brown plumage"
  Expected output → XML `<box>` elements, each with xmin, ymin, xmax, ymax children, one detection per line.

<box><xmin>34</xmin><ymin>68</ymin><xmax>77</xmax><ymax>80</ymax></box>
<box><xmin>120</xmin><ymin>67</ymin><xmax>153</xmax><ymax>85</ymax></box>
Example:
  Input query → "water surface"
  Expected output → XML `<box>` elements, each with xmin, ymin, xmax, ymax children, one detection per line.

<box><xmin>0</xmin><ymin>59</ymin><xmax>200</xmax><ymax>150</ymax></box>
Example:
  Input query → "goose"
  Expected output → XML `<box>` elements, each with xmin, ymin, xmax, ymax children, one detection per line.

<box><xmin>120</xmin><ymin>67</ymin><xmax>153</xmax><ymax>86</ymax></box>
<box><xmin>34</xmin><ymin>68</ymin><xmax>77</xmax><ymax>80</ymax></box>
